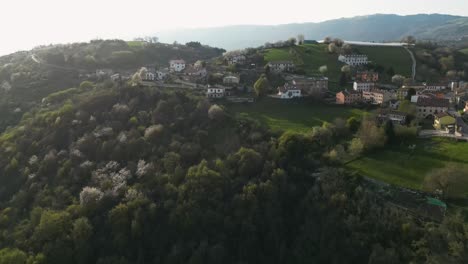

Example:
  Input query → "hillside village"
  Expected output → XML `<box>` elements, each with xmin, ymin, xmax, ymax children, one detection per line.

<box><xmin>1</xmin><ymin>35</ymin><xmax>468</xmax><ymax>263</ymax></box>
<box><xmin>2</xmin><ymin>37</ymin><xmax>468</xmax><ymax>222</ymax></box>
<box><xmin>89</xmin><ymin>38</ymin><xmax>468</xmax><ymax>143</ymax></box>
<box><xmin>4</xmin><ymin>1</ymin><xmax>468</xmax><ymax>261</ymax></box>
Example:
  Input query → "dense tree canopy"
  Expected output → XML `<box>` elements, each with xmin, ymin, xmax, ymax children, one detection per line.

<box><xmin>0</xmin><ymin>79</ymin><xmax>465</xmax><ymax>263</ymax></box>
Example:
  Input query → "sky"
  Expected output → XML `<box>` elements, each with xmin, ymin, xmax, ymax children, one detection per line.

<box><xmin>1</xmin><ymin>0</ymin><xmax>468</xmax><ymax>55</ymax></box>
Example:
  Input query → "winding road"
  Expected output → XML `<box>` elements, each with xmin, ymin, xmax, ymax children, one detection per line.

<box><xmin>403</xmin><ymin>47</ymin><xmax>417</xmax><ymax>80</ymax></box>
<box><xmin>419</xmin><ymin>129</ymin><xmax>468</xmax><ymax>141</ymax></box>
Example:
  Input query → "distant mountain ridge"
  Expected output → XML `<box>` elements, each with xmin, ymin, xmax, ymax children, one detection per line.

<box><xmin>156</xmin><ymin>14</ymin><xmax>468</xmax><ymax>50</ymax></box>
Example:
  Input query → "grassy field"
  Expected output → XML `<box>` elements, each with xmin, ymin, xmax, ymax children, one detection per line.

<box><xmin>459</xmin><ymin>48</ymin><xmax>468</xmax><ymax>55</ymax></box>
<box><xmin>347</xmin><ymin>138</ymin><xmax>468</xmax><ymax>190</ymax></box>
<box><xmin>264</xmin><ymin>44</ymin><xmax>348</xmax><ymax>92</ymax></box>
<box><xmin>353</xmin><ymin>46</ymin><xmax>413</xmax><ymax>77</ymax></box>
<box><xmin>264</xmin><ymin>48</ymin><xmax>294</xmax><ymax>61</ymax></box>
<box><xmin>263</xmin><ymin>44</ymin><xmax>414</xmax><ymax>92</ymax></box>
<box><xmin>126</xmin><ymin>41</ymin><xmax>146</xmax><ymax>48</ymax></box>
<box><xmin>227</xmin><ymin>97</ymin><xmax>367</xmax><ymax>133</ymax></box>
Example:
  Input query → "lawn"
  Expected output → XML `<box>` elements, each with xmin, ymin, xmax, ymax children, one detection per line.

<box><xmin>459</xmin><ymin>48</ymin><xmax>468</xmax><ymax>55</ymax></box>
<box><xmin>264</xmin><ymin>49</ymin><xmax>295</xmax><ymax>62</ymax></box>
<box><xmin>126</xmin><ymin>41</ymin><xmax>146</xmax><ymax>48</ymax></box>
<box><xmin>347</xmin><ymin>138</ymin><xmax>468</xmax><ymax>190</ymax></box>
<box><xmin>264</xmin><ymin>44</ymin><xmax>347</xmax><ymax>92</ymax></box>
<box><xmin>227</xmin><ymin>97</ymin><xmax>367</xmax><ymax>133</ymax></box>
<box><xmin>353</xmin><ymin>46</ymin><xmax>413</xmax><ymax>77</ymax></box>
<box><xmin>262</xmin><ymin>44</ymin><xmax>413</xmax><ymax>92</ymax></box>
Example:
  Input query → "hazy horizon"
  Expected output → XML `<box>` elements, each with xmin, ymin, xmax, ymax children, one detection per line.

<box><xmin>1</xmin><ymin>0</ymin><xmax>468</xmax><ymax>56</ymax></box>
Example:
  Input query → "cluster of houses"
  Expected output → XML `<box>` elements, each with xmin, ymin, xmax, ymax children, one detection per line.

<box><xmin>140</xmin><ymin>59</ymin><xmax>190</xmax><ymax>82</ymax></box>
<box><xmin>91</xmin><ymin>47</ymin><xmax>468</xmax><ymax>137</ymax></box>
<box><xmin>336</xmin><ymin>88</ymin><xmax>393</xmax><ymax>105</ymax></box>
<box><xmin>337</xmin><ymin>71</ymin><xmax>468</xmax><ymax>134</ymax></box>
<box><xmin>275</xmin><ymin>75</ymin><xmax>329</xmax><ymax>99</ymax></box>
<box><xmin>225</xmin><ymin>52</ymin><xmax>247</xmax><ymax>65</ymax></box>
<box><xmin>336</xmin><ymin>71</ymin><xmax>393</xmax><ymax>105</ymax></box>
<box><xmin>204</xmin><ymin>55</ymin><xmax>332</xmax><ymax>101</ymax></box>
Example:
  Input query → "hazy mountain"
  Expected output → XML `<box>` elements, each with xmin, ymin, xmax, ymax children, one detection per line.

<box><xmin>156</xmin><ymin>14</ymin><xmax>468</xmax><ymax>50</ymax></box>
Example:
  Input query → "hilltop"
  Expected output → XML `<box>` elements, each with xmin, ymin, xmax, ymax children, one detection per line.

<box><xmin>0</xmin><ymin>40</ymin><xmax>225</xmax><ymax>132</ymax></box>
<box><xmin>157</xmin><ymin>14</ymin><xmax>468</xmax><ymax>50</ymax></box>
<box><xmin>262</xmin><ymin>43</ymin><xmax>413</xmax><ymax>90</ymax></box>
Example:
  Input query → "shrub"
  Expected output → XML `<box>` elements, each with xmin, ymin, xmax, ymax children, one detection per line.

<box><xmin>208</xmin><ymin>105</ymin><xmax>225</xmax><ymax>121</ymax></box>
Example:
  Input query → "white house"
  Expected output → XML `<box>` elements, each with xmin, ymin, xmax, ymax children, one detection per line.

<box><xmin>379</xmin><ymin>111</ymin><xmax>408</xmax><ymax>125</ymax></box>
<box><xmin>142</xmin><ymin>69</ymin><xmax>156</xmax><ymax>81</ymax></box>
<box><xmin>144</xmin><ymin>72</ymin><xmax>155</xmax><ymax>81</ymax></box>
<box><xmin>185</xmin><ymin>65</ymin><xmax>207</xmax><ymax>77</ymax></box>
<box><xmin>206</xmin><ymin>87</ymin><xmax>225</xmax><ymax>99</ymax></box>
<box><xmin>278</xmin><ymin>84</ymin><xmax>301</xmax><ymax>99</ymax></box>
<box><xmin>110</xmin><ymin>73</ymin><xmax>121</xmax><ymax>82</ymax></box>
<box><xmin>96</xmin><ymin>69</ymin><xmax>113</xmax><ymax>77</ymax></box>
<box><xmin>223</xmin><ymin>76</ymin><xmax>240</xmax><ymax>85</ymax></box>
<box><xmin>424</xmin><ymin>83</ymin><xmax>447</xmax><ymax>92</ymax></box>
<box><xmin>156</xmin><ymin>68</ymin><xmax>169</xmax><ymax>80</ymax></box>
<box><xmin>226</xmin><ymin>54</ymin><xmax>246</xmax><ymax>65</ymax></box>
<box><xmin>267</xmin><ymin>61</ymin><xmax>295</xmax><ymax>72</ymax></box>
<box><xmin>353</xmin><ymin>82</ymin><xmax>375</xmax><ymax>92</ymax></box>
<box><xmin>338</xmin><ymin>55</ymin><xmax>368</xmax><ymax>66</ymax></box>
<box><xmin>290</xmin><ymin>76</ymin><xmax>328</xmax><ymax>96</ymax></box>
<box><xmin>169</xmin><ymin>59</ymin><xmax>186</xmax><ymax>72</ymax></box>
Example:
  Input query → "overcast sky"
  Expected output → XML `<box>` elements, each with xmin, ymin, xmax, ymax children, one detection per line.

<box><xmin>1</xmin><ymin>0</ymin><xmax>467</xmax><ymax>55</ymax></box>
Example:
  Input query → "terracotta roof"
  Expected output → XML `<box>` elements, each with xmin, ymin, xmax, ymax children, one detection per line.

<box><xmin>416</xmin><ymin>97</ymin><xmax>449</xmax><ymax>108</ymax></box>
<box><xmin>364</xmin><ymin>89</ymin><xmax>386</xmax><ymax>94</ymax></box>
<box><xmin>388</xmin><ymin>111</ymin><xmax>407</xmax><ymax>117</ymax></box>
<box><xmin>338</xmin><ymin>90</ymin><xmax>360</xmax><ymax>96</ymax></box>
<box><xmin>435</xmin><ymin>112</ymin><xmax>451</xmax><ymax>118</ymax></box>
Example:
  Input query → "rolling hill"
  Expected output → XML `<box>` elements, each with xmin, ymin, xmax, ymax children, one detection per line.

<box><xmin>156</xmin><ymin>14</ymin><xmax>468</xmax><ymax>50</ymax></box>
<box><xmin>262</xmin><ymin>43</ymin><xmax>413</xmax><ymax>91</ymax></box>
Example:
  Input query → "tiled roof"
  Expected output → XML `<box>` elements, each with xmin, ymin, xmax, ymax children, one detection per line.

<box><xmin>435</xmin><ymin>112</ymin><xmax>451</xmax><ymax>118</ymax></box>
<box><xmin>388</xmin><ymin>111</ymin><xmax>407</xmax><ymax>116</ymax></box>
<box><xmin>416</xmin><ymin>97</ymin><xmax>449</xmax><ymax>107</ymax></box>
<box><xmin>339</xmin><ymin>90</ymin><xmax>360</xmax><ymax>96</ymax></box>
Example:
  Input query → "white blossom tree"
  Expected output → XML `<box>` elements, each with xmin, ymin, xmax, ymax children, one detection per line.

<box><xmin>80</xmin><ymin>187</ymin><xmax>104</xmax><ymax>206</ymax></box>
